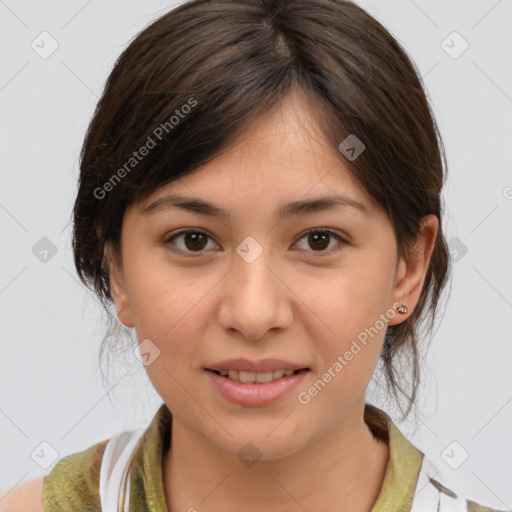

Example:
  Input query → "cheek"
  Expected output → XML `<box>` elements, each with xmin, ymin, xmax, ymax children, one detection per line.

<box><xmin>124</xmin><ymin>251</ymin><xmax>214</xmax><ymax>336</ymax></box>
<box><xmin>128</xmin><ymin>271</ymin><xmax>212</xmax><ymax>403</ymax></box>
<box><xmin>297</xmin><ymin>266</ymin><xmax>390</xmax><ymax>387</ymax></box>
<box><xmin>298</xmin><ymin>263</ymin><xmax>390</xmax><ymax>337</ymax></box>
<box><xmin>135</xmin><ymin>291</ymin><xmax>211</xmax><ymax>356</ymax></box>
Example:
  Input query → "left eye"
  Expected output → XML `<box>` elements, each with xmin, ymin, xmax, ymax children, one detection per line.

<box><xmin>164</xmin><ymin>229</ymin><xmax>346</xmax><ymax>256</ymax></box>
<box><xmin>295</xmin><ymin>229</ymin><xmax>346</xmax><ymax>253</ymax></box>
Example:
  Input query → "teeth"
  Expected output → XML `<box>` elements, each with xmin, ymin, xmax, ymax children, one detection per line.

<box><xmin>217</xmin><ymin>369</ymin><xmax>298</xmax><ymax>383</ymax></box>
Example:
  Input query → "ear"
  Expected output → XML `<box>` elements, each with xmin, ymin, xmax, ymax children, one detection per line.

<box><xmin>104</xmin><ymin>242</ymin><xmax>135</xmax><ymax>328</ymax></box>
<box><xmin>388</xmin><ymin>214</ymin><xmax>439</xmax><ymax>326</ymax></box>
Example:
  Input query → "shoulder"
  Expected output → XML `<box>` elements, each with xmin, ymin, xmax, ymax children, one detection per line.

<box><xmin>1</xmin><ymin>439</ymin><xmax>108</xmax><ymax>512</ymax></box>
<box><xmin>43</xmin><ymin>438</ymin><xmax>108</xmax><ymax>511</ymax></box>
<box><xmin>429</xmin><ymin>475</ymin><xmax>510</xmax><ymax>512</ymax></box>
<box><xmin>0</xmin><ymin>477</ymin><xmax>44</xmax><ymax>512</ymax></box>
<box><xmin>461</xmin><ymin>497</ymin><xmax>510</xmax><ymax>512</ymax></box>
<box><xmin>465</xmin><ymin>498</ymin><xmax>509</xmax><ymax>512</ymax></box>
<box><xmin>42</xmin><ymin>438</ymin><xmax>108</xmax><ymax>511</ymax></box>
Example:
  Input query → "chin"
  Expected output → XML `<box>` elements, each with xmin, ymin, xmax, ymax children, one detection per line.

<box><xmin>210</xmin><ymin>427</ymin><xmax>305</xmax><ymax>463</ymax></box>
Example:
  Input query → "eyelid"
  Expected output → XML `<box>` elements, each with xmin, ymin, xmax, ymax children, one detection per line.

<box><xmin>163</xmin><ymin>227</ymin><xmax>348</xmax><ymax>257</ymax></box>
<box><xmin>294</xmin><ymin>228</ymin><xmax>347</xmax><ymax>255</ymax></box>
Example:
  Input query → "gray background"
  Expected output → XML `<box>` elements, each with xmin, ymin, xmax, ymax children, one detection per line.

<box><xmin>1</xmin><ymin>0</ymin><xmax>511</xmax><ymax>508</ymax></box>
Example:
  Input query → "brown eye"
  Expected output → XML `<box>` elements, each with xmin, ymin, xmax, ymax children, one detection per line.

<box><xmin>308</xmin><ymin>232</ymin><xmax>329</xmax><ymax>250</ymax></box>
<box><xmin>164</xmin><ymin>228</ymin><xmax>346</xmax><ymax>257</ymax></box>
<box><xmin>164</xmin><ymin>230</ymin><xmax>218</xmax><ymax>255</ymax></box>
<box><xmin>295</xmin><ymin>229</ymin><xmax>346</xmax><ymax>254</ymax></box>
<box><xmin>182</xmin><ymin>232</ymin><xmax>208</xmax><ymax>251</ymax></box>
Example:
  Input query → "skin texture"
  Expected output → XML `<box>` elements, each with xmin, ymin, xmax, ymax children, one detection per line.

<box><xmin>106</xmin><ymin>90</ymin><xmax>438</xmax><ymax>512</ymax></box>
<box><xmin>0</xmin><ymin>478</ymin><xmax>44</xmax><ymax>512</ymax></box>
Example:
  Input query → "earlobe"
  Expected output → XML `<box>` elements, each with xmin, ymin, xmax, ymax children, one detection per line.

<box><xmin>388</xmin><ymin>215</ymin><xmax>439</xmax><ymax>326</ymax></box>
<box><xmin>104</xmin><ymin>242</ymin><xmax>135</xmax><ymax>327</ymax></box>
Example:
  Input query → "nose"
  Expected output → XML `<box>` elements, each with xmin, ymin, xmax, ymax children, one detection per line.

<box><xmin>217</xmin><ymin>241</ymin><xmax>294</xmax><ymax>341</ymax></box>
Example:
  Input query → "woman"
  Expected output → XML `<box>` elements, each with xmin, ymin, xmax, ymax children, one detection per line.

<box><xmin>5</xmin><ymin>0</ymin><xmax>507</xmax><ymax>511</ymax></box>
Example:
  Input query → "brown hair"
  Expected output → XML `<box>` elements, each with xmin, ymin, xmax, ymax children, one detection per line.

<box><xmin>72</xmin><ymin>0</ymin><xmax>451</xmax><ymax>421</ymax></box>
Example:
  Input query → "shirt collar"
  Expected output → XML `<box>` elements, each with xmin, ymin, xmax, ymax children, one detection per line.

<box><xmin>129</xmin><ymin>402</ymin><xmax>424</xmax><ymax>512</ymax></box>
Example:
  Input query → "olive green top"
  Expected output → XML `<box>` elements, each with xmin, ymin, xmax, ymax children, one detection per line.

<box><xmin>42</xmin><ymin>402</ymin><xmax>506</xmax><ymax>512</ymax></box>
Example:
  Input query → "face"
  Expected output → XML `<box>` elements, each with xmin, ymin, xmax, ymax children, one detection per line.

<box><xmin>106</xmin><ymin>91</ymin><xmax>437</xmax><ymax>461</ymax></box>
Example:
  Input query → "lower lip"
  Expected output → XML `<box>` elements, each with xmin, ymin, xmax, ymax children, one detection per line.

<box><xmin>205</xmin><ymin>369</ymin><xmax>309</xmax><ymax>407</ymax></box>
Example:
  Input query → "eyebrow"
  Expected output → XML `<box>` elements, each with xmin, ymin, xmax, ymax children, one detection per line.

<box><xmin>140</xmin><ymin>193</ymin><xmax>370</xmax><ymax>219</ymax></box>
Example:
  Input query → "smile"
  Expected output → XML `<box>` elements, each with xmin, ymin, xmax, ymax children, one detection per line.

<box><xmin>205</xmin><ymin>368</ymin><xmax>310</xmax><ymax>407</ymax></box>
<box><xmin>211</xmin><ymin>369</ymin><xmax>298</xmax><ymax>383</ymax></box>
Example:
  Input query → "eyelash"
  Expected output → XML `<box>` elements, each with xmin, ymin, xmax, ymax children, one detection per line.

<box><xmin>163</xmin><ymin>228</ymin><xmax>347</xmax><ymax>258</ymax></box>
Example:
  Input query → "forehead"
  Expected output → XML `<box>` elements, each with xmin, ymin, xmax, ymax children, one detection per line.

<box><xmin>137</xmin><ymin>92</ymin><xmax>376</xmax><ymax>216</ymax></box>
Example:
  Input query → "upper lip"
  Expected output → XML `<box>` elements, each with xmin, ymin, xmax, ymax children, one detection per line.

<box><xmin>206</xmin><ymin>358</ymin><xmax>309</xmax><ymax>373</ymax></box>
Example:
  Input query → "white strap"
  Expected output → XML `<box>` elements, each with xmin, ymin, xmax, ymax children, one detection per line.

<box><xmin>99</xmin><ymin>433</ymin><xmax>469</xmax><ymax>512</ymax></box>
<box><xmin>99</xmin><ymin>429</ymin><xmax>144</xmax><ymax>512</ymax></box>
<box><xmin>410</xmin><ymin>456</ymin><xmax>441</xmax><ymax>511</ymax></box>
<box><xmin>440</xmin><ymin>491</ymin><xmax>469</xmax><ymax>512</ymax></box>
<box><xmin>410</xmin><ymin>456</ymin><xmax>468</xmax><ymax>511</ymax></box>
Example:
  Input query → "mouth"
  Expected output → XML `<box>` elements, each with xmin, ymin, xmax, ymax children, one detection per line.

<box><xmin>204</xmin><ymin>366</ymin><xmax>310</xmax><ymax>406</ymax></box>
<box><xmin>205</xmin><ymin>368</ymin><xmax>310</xmax><ymax>384</ymax></box>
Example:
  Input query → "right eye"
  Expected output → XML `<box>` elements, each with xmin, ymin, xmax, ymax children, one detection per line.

<box><xmin>163</xmin><ymin>229</ymin><xmax>220</xmax><ymax>256</ymax></box>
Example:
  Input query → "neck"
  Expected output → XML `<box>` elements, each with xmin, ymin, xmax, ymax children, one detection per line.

<box><xmin>162</xmin><ymin>402</ymin><xmax>389</xmax><ymax>512</ymax></box>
